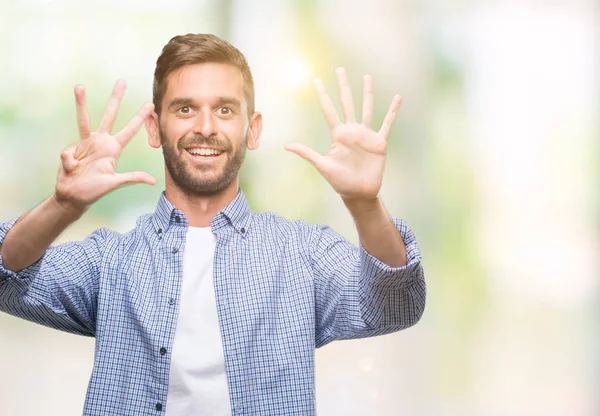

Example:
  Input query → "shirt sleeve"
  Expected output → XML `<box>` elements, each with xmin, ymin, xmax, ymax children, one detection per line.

<box><xmin>312</xmin><ymin>217</ymin><xmax>426</xmax><ymax>348</ymax></box>
<box><xmin>0</xmin><ymin>218</ymin><xmax>107</xmax><ymax>337</ymax></box>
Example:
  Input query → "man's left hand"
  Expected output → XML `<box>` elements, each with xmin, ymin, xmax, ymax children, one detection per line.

<box><xmin>285</xmin><ymin>67</ymin><xmax>402</xmax><ymax>202</ymax></box>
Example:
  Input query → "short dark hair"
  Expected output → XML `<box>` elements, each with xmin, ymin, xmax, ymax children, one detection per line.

<box><xmin>153</xmin><ymin>33</ymin><xmax>255</xmax><ymax>117</ymax></box>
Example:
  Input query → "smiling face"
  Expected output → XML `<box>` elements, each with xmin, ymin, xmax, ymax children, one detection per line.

<box><xmin>147</xmin><ymin>62</ymin><xmax>261</xmax><ymax>196</ymax></box>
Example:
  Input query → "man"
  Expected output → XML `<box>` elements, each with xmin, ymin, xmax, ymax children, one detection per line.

<box><xmin>0</xmin><ymin>34</ymin><xmax>425</xmax><ymax>415</ymax></box>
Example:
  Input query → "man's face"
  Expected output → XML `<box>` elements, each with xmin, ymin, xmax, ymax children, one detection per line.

<box><xmin>154</xmin><ymin>62</ymin><xmax>259</xmax><ymax>196</ymax></box>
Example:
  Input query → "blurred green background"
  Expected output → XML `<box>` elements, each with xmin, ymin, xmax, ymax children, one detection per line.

<box><xmin>0</xmin><ymin>0</ymin><xmax>598</xmax><ymax>415</ymax></box>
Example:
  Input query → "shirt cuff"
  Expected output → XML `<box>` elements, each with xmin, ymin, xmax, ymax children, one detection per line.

<box><xmin>0</xmin><ymin>218</ymin><xmax>21</xmax><ymax>279</ymax></box>
<box><xmin>359</xmin><ymin>217</ymin><xmax>423</xmax><ymax>289</ymax></box>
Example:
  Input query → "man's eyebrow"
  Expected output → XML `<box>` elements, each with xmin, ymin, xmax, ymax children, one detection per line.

<box><xmin>167</xmin><ymin>97</ymin><xmax>194</xmax><ymax>111</ymax></box>
<box><xmin>166</xmin><ymin>96</ymin><xmax>241</xmax><ymax>110</ymax></box>
<box><xmin>217</xmin><ymin>96</ymin><xmax>241</xmax><ymax>108</ymax></box>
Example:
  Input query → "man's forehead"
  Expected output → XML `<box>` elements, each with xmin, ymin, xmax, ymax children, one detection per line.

<box><xmin>165</xmin><ymin>62</ymin><xmax>245</xmax><ymax>97</ymax></box>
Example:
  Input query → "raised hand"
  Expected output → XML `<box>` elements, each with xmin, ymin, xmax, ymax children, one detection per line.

<box><xmin>285</xmin><ymin>68</ymin><xmax>402</xmax><ymax>202</ymax></box>
<box><xmin>55</xmin><ymin>80</ymin><xmax>156</xmax><ymax>212</ymax></box>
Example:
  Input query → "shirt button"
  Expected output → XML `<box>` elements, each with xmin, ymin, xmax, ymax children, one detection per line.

<box><xmin>175</xmin><ymin>215</ymin><xmax>181</xmax><ymax>223</ymax></box>
<box><xmin>168</xmin><ymin>298</ymin><xmax>175</xmax><ymax>305</ymax></box>
<box><xmin>240</xmin><ymin>227</ymin><xmax>246</xmax><ymax>234</ymax></box>
<box><xmin>160</xmin><ymin>347</ymin><xmax>167</xmax><ymax>355</ymax></box>
<box><xmin>155</xmin><ymin>403</ymin><xmax>163</xmax><ymax>411</ymax></box>
<box><xmin>172</xmin><ymin>247</ymin><xmax>179</xmax><ymax>254</ymax></box>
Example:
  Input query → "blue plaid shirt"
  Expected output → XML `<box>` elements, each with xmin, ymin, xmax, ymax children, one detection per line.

<box><xmin>0</xmin><ymin>189</ymin><xmax>426</xmax><ymax>415</ymax></box>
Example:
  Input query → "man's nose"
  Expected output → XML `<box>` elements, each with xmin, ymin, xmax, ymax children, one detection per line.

<box><xmin>193</xmin><ymin>109</ymin><xmax>218</xmax><ymax>138</ymax></box>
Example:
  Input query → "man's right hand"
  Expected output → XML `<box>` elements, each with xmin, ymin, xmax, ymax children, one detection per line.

<box><xmin>55</xmin><ymin>80</ymin><xmax>156</xmax><ymax>213</ymax></box>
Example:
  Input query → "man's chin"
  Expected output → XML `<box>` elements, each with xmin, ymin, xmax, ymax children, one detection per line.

<box><xmin>174</xmin><ymin>171</ymin><xmax>233</xmax><ymax>196</ymax></box>
<box><xmin>186</xmin><ymin>182</ymin><xmax>232</xmax><ymax>196</ymax></box>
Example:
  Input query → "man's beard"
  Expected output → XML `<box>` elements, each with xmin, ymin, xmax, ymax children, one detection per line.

<box><xmin>160</xmin><ymin>126</ymin><xmax>247</xmax><ymax>196</ymax></box>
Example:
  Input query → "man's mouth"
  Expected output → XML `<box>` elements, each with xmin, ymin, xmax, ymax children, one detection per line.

<box><xmin>184</xmin><ymin>147</ymin><xmax>225</xmax><ymax>159</ymax></box>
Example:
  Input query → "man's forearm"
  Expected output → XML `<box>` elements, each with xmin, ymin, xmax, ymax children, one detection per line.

<box><xmin>0</xmin><ymin>194</ymin><xmax>85</xmax><ymax>272</ymax></box>
<box><xmin>344</xmin><ymin>197</ymin><xmax>407</xmax><ymax>268</ymax></box>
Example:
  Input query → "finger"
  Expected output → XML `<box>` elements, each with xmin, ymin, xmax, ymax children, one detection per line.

<box><xmin>113</xmin><ymin>171</ymin><xmax>157</xmax><ymax>187</ymax></box>
<box><xmin>115</xmin><ymin>102</ymin><xmax>155</xmax><ymax>147</ymax></box>
<box><xmin>285</xmin><ymin>142</ymin><xmax>326</xmax><ymax>171</ymax></box>
<box><xmin>361</xmin><ymin>74</ymin><xmax>374</xmax><ymax>128</ymax></box>
<box><xmin>335</xmin><ymin>67</ymin><xmax>356</xmax><ymax>123</ymax></box>
<box><xmin>74</xmin><ymin>85</ymin><xmax>91</xmax><ymax>139</ymax></box>
<box><xmin>313</xmin><ymin>78</ymin><xmax>342</xmax><ymax>128</ymax></box>
<box><xmin>98</xmin><ymin>79</ymin><xmax>127</xmax><ymax>134</ymax></box>
<box><xmin>60</xmin><ymin>146</ymin><xmax>79</xmax><ymax>173</ymax></box>
<box><xmin>379</xmin><ymin>95</ymin><xmax>403</xmax><ymax>139</ymax></box>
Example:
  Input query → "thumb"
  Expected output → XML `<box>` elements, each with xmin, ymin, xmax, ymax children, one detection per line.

<box><xmin>114</xmin><ymin>171</ymin><xmax>157</xmax><ymax>187</ymax></box>
<box><xmin>60</xmin><ymin>146</ymin><xmax>80</xmax><ymax>173</ymax></box>
<box><xmin>285</xmin><ymin>143</ymin><xmax>325</xmax><ymax>170</ymax></box>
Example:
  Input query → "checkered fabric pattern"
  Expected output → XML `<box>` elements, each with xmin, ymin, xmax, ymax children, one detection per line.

<box><xmin>0</xmin><ymin>189</ymin><xmax>426</xmax><ymax>415</ymax></box>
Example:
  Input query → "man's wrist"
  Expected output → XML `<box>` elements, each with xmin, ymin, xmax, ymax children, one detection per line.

<box><xmin>51</xmin><ymin>193</ymin><xmax>88</xmax><ymax>220</ymax></box>
<box><xmin>342</xmin><ymin>196</ymin><xmax>382</xmax><ymax>217</ymax></box>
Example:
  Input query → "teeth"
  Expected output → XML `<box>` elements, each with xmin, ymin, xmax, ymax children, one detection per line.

<box><xmin>187</xmin><ymin>148</ymin><xmax>223</xmax><ymax>156</ymax></box>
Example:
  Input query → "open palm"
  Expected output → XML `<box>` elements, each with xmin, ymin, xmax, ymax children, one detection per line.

<box><xmin>285</xmin><ymin>68</ymin><xmax>402</xmax><ymax>201</ymax></box>
<box><xmin>55</xmin><ymin>80</ymin><xmax>155</xmax><ymax>211</ymax></box>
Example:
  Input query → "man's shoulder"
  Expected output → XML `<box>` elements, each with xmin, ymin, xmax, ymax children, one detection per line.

<box><xmin>86</xmin><ymin>212</ymin><xmax>154</xmax><ymax>244</ymax></box>
<box><xmin>249</xmin><ymin>210</ymin><xmax>330</xmax><ymax>246</ymax></box>
<box><xmin>250</xmin><ymin>210</ymin><xmax>316</xmax><ymax>232</ymax></box>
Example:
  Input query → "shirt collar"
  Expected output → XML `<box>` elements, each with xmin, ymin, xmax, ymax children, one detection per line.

<box><xmin>152</xmin><ymin>188</ymin><xmax>252</xmax><ymax>236</ymax></box>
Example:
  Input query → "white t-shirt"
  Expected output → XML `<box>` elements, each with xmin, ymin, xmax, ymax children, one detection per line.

<box><xmin>165</xmin><ymin>227</ymin><xmax>231</xmax><ymax>416</ymax></box>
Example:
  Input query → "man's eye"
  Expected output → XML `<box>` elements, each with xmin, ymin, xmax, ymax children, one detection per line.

<box><xmin>219</xmin><ymin>107</ymin><xmax>232</xmax><ymax>115</ymax></box>
<box><xmin>179</xmin><ymin>106</ymin><xmax>191</xmax><ymax>114</ymax></box>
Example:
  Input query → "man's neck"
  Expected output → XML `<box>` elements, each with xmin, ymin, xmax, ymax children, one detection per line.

<box><xmin>164</xmin><ymin>177</ymin><xmax>240</xmax><ymax>228</ymax></box>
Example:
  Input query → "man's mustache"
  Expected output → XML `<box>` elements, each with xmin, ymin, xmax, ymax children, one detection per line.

<box><xmin>177</xmin><ymin>135</ymin><xmax>231</xmax><ymax>152</ymax></box>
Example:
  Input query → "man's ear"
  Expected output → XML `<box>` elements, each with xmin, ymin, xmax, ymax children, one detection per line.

<box><xmin>246</xmin><ymin>112</ymin><xmax>262</xmax><ymax>150</ymax></box>
<box><xmin>146</xmin><ymin>110</ymin><xmax>161</xmax><ymax>149</ymax></box>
